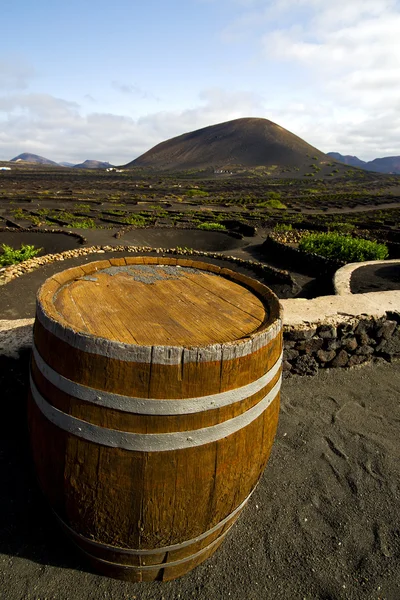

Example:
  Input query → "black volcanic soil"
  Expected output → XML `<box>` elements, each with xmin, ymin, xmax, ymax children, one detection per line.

<box><xmin>119</xmin><ymin>228</ymin><xmax>246</xmax><ymax>251</ymax></box>
<box><xmin>127</xmin><ymin>117</ymin><xmax>326</xmax><ymax>171</ymax></box>
<box><xmin>350</xmin><ymin>263</ymin><xmax>400</xmax><ymax>293</ymax></box>
<box><xmin>0</xmin><ymin>231</ymin><xmax>82</xmax><ymax>256</ymax></box>
<box><xmin>0</xmin><ymin>352</ymin><xmax>399</xmax><ymax>600</ymax></box>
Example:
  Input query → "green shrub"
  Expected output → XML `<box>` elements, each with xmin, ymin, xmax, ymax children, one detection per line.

<box><xmin>185</xmin><ymin>189</ymin><xmax>209</xmax><ymax>197</ymax></box>
<box><xmin>197</xmin><ymin>222</ymin><xmax>226</xmax><ymax>231</ymax></box>
<box><xmin>74</xmin><ymin>203</ymin><xmax>91</xmax><ymax>212</ymax></box>
<box><xmin>68</xmin><ymin>218</ymin><xmax>97</xmax><ymax>229</ymax></box>
<box><xmin>265</xmin><ymin>191</ymin><xmax>282</xmax><ymax>200</ymax></box>
<box><xmin>122</xmin><ymin>214</ymin><xmax>147</xmax><ymax>227</ymax></box>
<box><xmin>257</xmin><ymin>199</ymin><xmax>287</xmax><ymax>209</ymax></box>
<box><xmin>0</xmin><ymin>243</ymin><xmax>42</xmax><ymax>266</ymax></box>
<box><xmin>11</xmin><ymin>208</ymin><xmax>25</xmax><ymax>219</ymax></box>
<box><xmin>274</xmin><ymin>223</ymin><xmax>293</xmax><ymax>232</ymax></box>
<box><xmin>328</xmin><ymin>222</ymin><xmax>355</xmax><ymax>234</ymax></box>
<box><xmin>299</xmin><ymin>233</ymin><xmax>388</xmax><ymax>262</ymax></box>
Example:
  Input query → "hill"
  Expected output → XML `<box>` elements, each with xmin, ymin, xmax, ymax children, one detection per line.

<box><xmin>365</xmin><ymin>156</ymin><xmax>400</xmax><ymax>174</ymax></box>
<box><xmin>125</xmin><ymin>117</ymin><xmax>327</xmax><ymax>171</ymax></box>
<box><xmin>73</xmin><ymin>160</ymin><xmax>113</xmax><ymax>169</ymax></box>
<box><xmin>10</xmin><ymin>153</ymin><xmax>59</xmax><ymax>166</ymax></box>
<box><xmin>327</xmin><ymin>153</ymin><xmax>367</xmax><ymax>169</ymax></box>
<box><xmin>327</xmin><ymin>152</ymin><xmax>400</xmax><ymax>174</ymax></box>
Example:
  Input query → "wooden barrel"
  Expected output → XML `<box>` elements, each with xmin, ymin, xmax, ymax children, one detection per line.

<box><xmin>28</xmin><ymin>256</ymin><xmax>283</xmax><ymax>582</ymax></box>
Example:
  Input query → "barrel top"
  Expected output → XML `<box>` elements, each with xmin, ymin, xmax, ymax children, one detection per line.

<box><xmin>38</xmin><ymin>257</ymin><xmax>280</xmax><ymax>348</ymax></box>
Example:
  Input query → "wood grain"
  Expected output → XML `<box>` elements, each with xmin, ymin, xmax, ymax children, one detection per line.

<box><xmin>52</xmin><ymin>267</ymin><xmax>265</xmax><ymax>346</ymax></box>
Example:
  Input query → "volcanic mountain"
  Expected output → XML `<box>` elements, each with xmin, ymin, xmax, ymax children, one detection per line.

<box><xmin>10</xmin><ymin>153</ymin><xmax>59</xmax><ymax>166</ymax></box>
<box><xmin>125</xmin><ymin>117</ymin><xmax>327</xmax><ymax>171</ymax></box>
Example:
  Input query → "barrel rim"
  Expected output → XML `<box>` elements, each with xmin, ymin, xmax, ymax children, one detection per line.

<box><xmin>36</xmin><ymin>256</ymin><xmax>282</xmax><ymax>360</ymax></box>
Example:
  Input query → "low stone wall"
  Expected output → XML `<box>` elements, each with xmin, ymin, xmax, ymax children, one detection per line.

<box><xmin>282</xmin><ymin>313</ymin><xmax>400</xmax><ymax>377</ymax></box>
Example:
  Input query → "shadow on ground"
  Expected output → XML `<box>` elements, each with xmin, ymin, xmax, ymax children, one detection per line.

<box><xmin>0</xmin><ymin>351</ymin><xmax>88</xmax><ymax>574</ymax></box>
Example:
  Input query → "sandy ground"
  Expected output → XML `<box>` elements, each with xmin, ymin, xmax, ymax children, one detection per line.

<box><xmin>0</xmin><ymin>354</ymin><xmax>399</xmax><ymax>600</ymax></box>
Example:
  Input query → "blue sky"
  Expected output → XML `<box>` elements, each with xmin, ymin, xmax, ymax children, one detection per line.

<box><xmin>1</xmin><ymin>0</ymin><xmax>399</xmax><ymax>164</ymax></box>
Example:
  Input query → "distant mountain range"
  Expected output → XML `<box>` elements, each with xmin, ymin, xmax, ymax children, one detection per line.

<box><xmin>6</xmin><ymin>130</ymin><xmax>400</xmax><ymax>174</ymax></box>
<box><xmin>9</xmin><ymin>153</ymin><xmax>114</xmax><ymax>170</ymax></box>
<box><xmin>327</xmin><ymin>152</ymin><xmax>400</xmax><ymax>174</ymax></box>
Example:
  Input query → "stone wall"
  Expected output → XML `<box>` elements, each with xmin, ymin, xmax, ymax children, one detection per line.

<box><xmin>282</xmin><ymin>313</ymin><xmax>400</xmax><ymax>377</ymax></box>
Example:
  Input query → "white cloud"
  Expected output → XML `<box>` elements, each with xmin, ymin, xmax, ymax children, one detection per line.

<box><xmin>0</xmin><ymin>94</ymin><xmax>80</xmax><ymax>119</ymax></box>
<box><xmin>220</xmin><ymin>0</ymin><xmax>400</xmax><ymax>158</ymax></box>
<box><xmin>0</xmin><ymin>88</ymin><xmax>266</xmax><ymax>164</ymax></box>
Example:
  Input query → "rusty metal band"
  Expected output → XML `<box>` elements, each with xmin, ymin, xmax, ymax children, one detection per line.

<box><xmin>57</xmin><ymin>489</ymin><xmax>252</xmax><ymax>555</ymax></box>
<box><xmin>36</xmin><ymin>301</ymin><xmax>282</xmax><ymax>365</ymax></box>
<box><xmin>32</xmin><ymin>342</ymin><xmax>282</xmax><ymax>415</ymax></box>
<box><xmin>30</xmin><ymin>374</ymin><xmax>281</xmax><ymax>451</ymax></box>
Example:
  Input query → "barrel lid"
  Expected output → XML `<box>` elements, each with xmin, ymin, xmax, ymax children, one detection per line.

<box><xmin>37</xmin><ymin>257</ymin><xmax>280</xmax><ymax>349</ymax></box>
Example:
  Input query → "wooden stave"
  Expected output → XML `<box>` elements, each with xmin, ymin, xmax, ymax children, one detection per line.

<box><xmin>28</xmin><ymin>348</ymin><xmax>281</xmax><ymax>542</ymax></box>
<box><xmin>28</xmin><ymin>257</ymin><xmax>283</xmax><ymax>581</ymax></box>
<box><xmin>28</xmin><ymin>389</ymin><xmax>280</xmax><ymax>581</ymax></box>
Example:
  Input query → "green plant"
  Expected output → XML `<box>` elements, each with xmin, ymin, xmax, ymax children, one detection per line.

<box><xmin>122</xmin><ymin>214</ymin><xmax>147</xmax><ymax>227</ymax></box>
<box><xmin>175</xmin><ymin>246</ymin><xmax>194</xmax><ymax>253</ymax></box>
<box><xmin>11</xmin><ymin>208</ymin><xmax>25</xmax><ymax>219</ymax></box>
<box><xmin>328</xmin><ymin>222</ymin><xmax>355</xmax><ymax>234</ymax></box>
<box><xmin>68</xmin><ymin>218</ymin><xmax>97</xmax><ymax>229</ymax></box>
<box><xmin>0</xmin><ymin>243</ymin><xmax>42</xmax><ymax>266</ymax></box>
<box><xmin>11</xmin><ymin>208</ymin><xmax>50</xmax><ymax>226</ymax></box>
<box><xmin>265</xmin><ymin>191</ymin><xmax>282</xmax><ymax>200</ymax></box>
<box><xmin>257</xmin><ymin>199</ymin><xmax>287</xmax><ymax>209</ymax></box>
<box><xmin>196</xmin><ymin>222</ymin><xmax>226</xmax><ymax>231</ymax></box>
<box><xmin>274</xmin><ymin>223</ymin><xmax>293</xmax><ymax>232</ymax></box>
<box><xmin>299</xmin><ymin>233</ymin><xmax>388</xmax><ymax>262</ymax></box>
<box><xmin>185</xmin><ymin>189</ymin><xmax>209</xmax><ymax>197</ymax></box>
